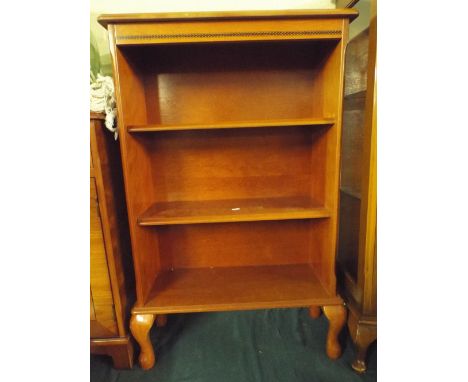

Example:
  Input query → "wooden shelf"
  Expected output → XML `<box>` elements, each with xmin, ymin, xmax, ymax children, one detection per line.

<box><xmin>128</xmin><ymin>117</ymin><xmax>335</xmax><ymax>133</ymax></box>
<box><xmin>134</xmin><ymin>264</ymin><xmax>340</xmax><ymax>314</ymax></box>
<box><xmin>138</xmin><ymin>196</ymin><xmax>330</xmax><ymax>226</ymax></box>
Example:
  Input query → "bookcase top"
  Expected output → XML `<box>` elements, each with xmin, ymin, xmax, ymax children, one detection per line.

<box><xmin>98</xmin><ymin>9</ymin><xmax>359</xmax><ymax>28</ymax></box>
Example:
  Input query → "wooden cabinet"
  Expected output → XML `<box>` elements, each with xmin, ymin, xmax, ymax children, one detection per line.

<box><xmin>337</xmin><ymin>2</ymin><xmax>377</xmax><ymax>373</ymax></box>
<box><xmin>99</xmin><ymin>9</ymin><xmax>358</xmax><ymax>370</ymax></box>
<box><xmin>90</xmin><ymin>113</ymin><xmax>134</xmax><ymax>368</ymax></box>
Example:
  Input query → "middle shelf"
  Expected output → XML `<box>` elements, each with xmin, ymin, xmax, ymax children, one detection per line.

<box><xmin>138</xmin><ymin>196</ymin><xmax>330</xmax><ymax>226</ymax></box>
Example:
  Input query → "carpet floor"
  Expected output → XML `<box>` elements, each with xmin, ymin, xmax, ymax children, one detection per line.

<box><xmin>91</xmin><ymin>308</ymin><xmax>376</xmax><ymax>382</ymax></box>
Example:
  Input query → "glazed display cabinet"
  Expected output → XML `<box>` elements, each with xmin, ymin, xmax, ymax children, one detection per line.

<box><xmin>337</xmin><ymin>0</ymin><xmax>377</xmax><ymax>373</ymax></box>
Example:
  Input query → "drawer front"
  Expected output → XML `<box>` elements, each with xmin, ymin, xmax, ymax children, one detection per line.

<box><xmin>90</xmin><ymin>179</ymin><xmax>118</xmax><ymax>338</ymax></box>
<box><xmin>114</xmin><ymin>18</ymin><xmax>343</xmax><ymax>45</ymax></box>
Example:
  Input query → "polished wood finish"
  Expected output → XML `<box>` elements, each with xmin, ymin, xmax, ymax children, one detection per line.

<box><xmin>90</xmin><ymin>178</ymin><xmax>118</xmax><ymax>337</ymax></box>
<box><xmin>133</xmin><ymin>125</ymin><xmax>330</xmax><ymax>205</ymax></box>
<box><xmin>116</xmin><ymin>41</ymin><xmax>340</xmax><ymax>125</ymax></box>
<box><xmin>102</xmin><ymin>10</ymin><xmax>356</xmax><ymax>369</ymax></box>
<box><xmin>128</xmin><ymin>117</ymin><xmax>334</xmax><ymax>133</ymax></box>
<box><xmin>112</xmin><ymin>19</ymin><xmax>345</xmax><ymax>46</ymax></box>
<box><xmin>98</xmin><ymin>9</ymin><xmax>358</xmax><ymax>28</ymax></box>
<box><xmin>337</xmin><ymin>0</ymin><xmax>377</xmax><ymax>372</ymax></box>
<box><xmin>323</xmin><ymin>304</ymin><xmax>347</xmax><ymax>359</ymax></box>
<box><xmin>90</xmin><ymin>290</ymin><xmax>96</xmax><ymax>320</ymax></box>
<box><xmin>347</xmin><ymin>304</ymin><xmax>376</xmax><ymax>373</ymax></box>
<box><xmin>130</xmin><ymin>314</ymin><xmax>156</xmax><ymax>370</ymax></box>
<box><xmin>138</xmin><ymin>197</ymin><xmax>330</xmax><ymax>226</ymax></box>
<box><xmin>136</xmin><ymin>265</ymin><xmax>341</xmax><ymax>315</ymax></box>
<box><xmin>154</xmin><ymin>220</ymin><xmax>325</xmax><ymax>270</ymax></box>
<box><xmin>90</xmin><ymin>113</ymin><xmax>134</xmax><ymax>368</ymax></box>
<box><xmin>90</xmin><ymin>337</ymin><xmax>134</xmax><ymax>369</ymax></box>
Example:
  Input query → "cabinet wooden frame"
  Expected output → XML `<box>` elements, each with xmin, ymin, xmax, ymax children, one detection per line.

<box><xmin>90</xmin><ymin>113</ymin><xmax>134</xmax><ymax>369</ymax></box>
<box><xmin>100</xmin><ymin>9</ymin><xmax>357</xmax><ymax>370</ymax></box>
<box><xmin>337</xmin><ymin>0</ymin><xmax>377</xmax><ymax>373</ymax></box>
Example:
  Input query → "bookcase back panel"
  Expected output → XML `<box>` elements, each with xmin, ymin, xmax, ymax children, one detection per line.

<box><xmin>119</xmin><ymin>41</ymin><xmax>338</xmax><ymax>125</ymax></box>
<box><xmin>154</xmin><ymin>219</ymin><xmax>326</xmax><ymax>269</ymax></box>
<box><xmin>134</xmin><ymin>126</ymin><xmax>327</xmax><ymax>204</ymax></box>
<box><xmin>154</xmin><ymin>69</ymin><xmax>318</xmax><ymax>124</ymax></box>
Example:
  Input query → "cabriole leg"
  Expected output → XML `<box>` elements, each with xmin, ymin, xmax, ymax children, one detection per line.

<box><xmin>322</xmin><ymin>304</ymin><xmax>347</xmax><ymax>359</ymax></box>
<box><xmin>130</xmin><ymin>314</ymin><xmax>156</xmax><ymax>370</ymax></box>
<box><xmin>351</xmin><ymin>333</ymin><xmax>375</xmax><ymax>373</ymax></box>
<box><xmin>348</xmin><ymin>319</ymin><xmax>377</xmax><ymax>373</ymax></box>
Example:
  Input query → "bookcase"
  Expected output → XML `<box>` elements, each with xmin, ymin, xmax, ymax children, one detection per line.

<box><xmin>99</xmin><ymin>9</ymin><xmax>358</xmax><ymax>370</ymax></box>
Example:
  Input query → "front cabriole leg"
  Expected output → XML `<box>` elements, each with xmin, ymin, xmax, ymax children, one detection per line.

<box><xmin>130</xmin><ymin>313</ymin><xmax>156</xmax><ymax>370</ymax></box>
<box><xmin>322</xmin><ymin>304</ymin><xmax>347</xmax><ymax>359</ymax></box>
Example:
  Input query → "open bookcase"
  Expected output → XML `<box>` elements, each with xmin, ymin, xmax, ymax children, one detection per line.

<box><xmin>100</xmin><ymin>9</ymin><xmax>358</xmax><ymax>370</ymax></box>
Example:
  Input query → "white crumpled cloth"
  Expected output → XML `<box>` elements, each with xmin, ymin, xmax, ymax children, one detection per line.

<box><xmin>90</xmin><ymin>74</ymin><xmax>118</xmax><ymax>139</ymax></box>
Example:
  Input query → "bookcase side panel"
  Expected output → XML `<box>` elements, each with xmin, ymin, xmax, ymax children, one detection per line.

<box><xmin>309</xmin><ymin>20</ymin><xmax>349</xmax><ymax>294</ymax></box>
<box><xmin>109</xmin><ymin>26</ymin><xmax>162</xmax><ymax>304</ymax></box>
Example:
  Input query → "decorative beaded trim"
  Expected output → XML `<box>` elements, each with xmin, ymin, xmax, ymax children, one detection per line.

<box><xmin>117</xmin><ymin>30</ymin><xmax>341</xmax><ymax>40</ymax></box>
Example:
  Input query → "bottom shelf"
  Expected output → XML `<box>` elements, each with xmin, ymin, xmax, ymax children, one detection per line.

<box><xmin>135</xmin><ymin>264</ymin><xmax>341</xmax><ymax>314</ymax></box>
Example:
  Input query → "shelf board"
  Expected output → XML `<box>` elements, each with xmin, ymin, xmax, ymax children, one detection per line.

<box><xmin>127</xmin><ymin>117</ymin><xmax>335</xmax><ymax>133</ymax></box>
<box><xmin>138</xmin><ymin>196</ymin><xmax>330</xmax><ymax>226</ymax></box>
<box><xmin>134</xmin><ymin>264</ymin><xmax>340</xmax><ymax>314</ymax></box>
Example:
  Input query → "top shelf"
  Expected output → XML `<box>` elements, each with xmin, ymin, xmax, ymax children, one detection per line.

<box><xmin>127</xmin><ymin>117</ymin><xmax>335</xmax><ymax>133</ymax></box>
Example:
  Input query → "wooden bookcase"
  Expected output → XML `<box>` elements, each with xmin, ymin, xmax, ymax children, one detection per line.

<box><xmin>99</xmin><ymin>9</ymin><xmax>358</xmax><ymax>370</ymax></box>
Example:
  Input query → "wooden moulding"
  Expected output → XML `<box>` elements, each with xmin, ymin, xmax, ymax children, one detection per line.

<box><xmin>100</xmin><ymin>10</ymin><xmax>357</xmax><ymax>47</ymax></box>
<box><xmin>98</xmin><ymin>9</ymin><xmax>358</xmax><ymax>28</ymax></box>
<box><xmin>90</xmin><ymin>336</ymin><xmax>134</xmax><ymax>369</ymax></box>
